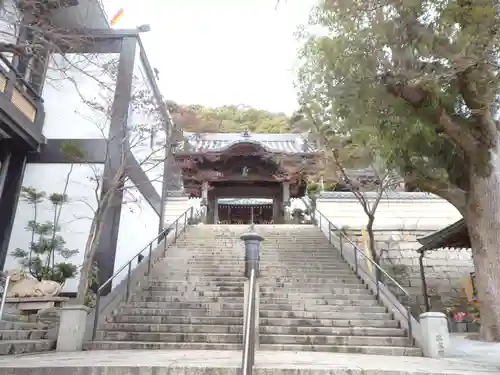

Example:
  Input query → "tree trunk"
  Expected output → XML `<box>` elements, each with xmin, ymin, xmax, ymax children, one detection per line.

<box><xmin>366</xmin><ymin>215</ymin><xmax>378</xmax><ymax>264</ymax></box>
<box><xmin>466</xmin><ymin>152</ymin><xmax>500</xmax><ymax>342</ymax></box>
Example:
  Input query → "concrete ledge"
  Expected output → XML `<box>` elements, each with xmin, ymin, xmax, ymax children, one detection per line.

<box><xmin>0</xmin><ymin>350</ymin><xmax>497</xmax><ymax>375</ymax></box>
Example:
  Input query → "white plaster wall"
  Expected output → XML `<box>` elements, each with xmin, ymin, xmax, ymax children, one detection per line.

<box><xmin>42</xmin><ymin>53</ymin><xmax>119</xmax><ymax>139</ymax></box>
<box><xmin>128</xmin><ymin>45</ymin><xmax>166</xmax><ymax>196</ymax></box>
<box><xmin>113</xmin><ymin>187</ymin><xmax>160</xmax><ymax>286</ymax></box>
<box><xmin>6</xmin><ymin>163</ymin><xmax>103</xmax><ymax>293</ymax></box>
<box><xmin>316</xmin><ymin>192</ymin><xmax>462</xmax><ymax>230</ymax></box>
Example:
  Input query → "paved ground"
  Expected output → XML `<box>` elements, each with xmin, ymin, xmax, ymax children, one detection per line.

<box><xmin>0</xmin><ymin>350</ymin><xmax>499</xmax><ymax>375</ymax></box>
<box><xmin>447</xmin><ymin>334</ymin><xmax>500</xmax><ymax>367</ymax></box>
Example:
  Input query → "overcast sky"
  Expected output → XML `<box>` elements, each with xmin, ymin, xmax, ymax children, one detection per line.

<box><xmin>103</xmin><ymin>0</ymin><xmax>314</xmax><ymax>115</ymax></box>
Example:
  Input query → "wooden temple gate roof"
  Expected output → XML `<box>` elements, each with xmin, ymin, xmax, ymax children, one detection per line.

<box><xmin>174</xmin><ymin>131</ymin><xmax>319</xmax><ymax>155</ymax></box>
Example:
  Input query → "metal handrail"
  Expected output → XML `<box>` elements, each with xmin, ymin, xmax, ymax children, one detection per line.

<box><xmin>315</xmin><ymin>210</ymin><xmax>414</xmax><ymax>345</ymax></box>
<box><xmin>0</xmin><ymin>273</ymin><xmax>10</xmax><ymax>320</ymax></box>
<box><xmin>92</xmin><ymin>206</ymin><xmax>196</xmax><ymax>340</ymax></box>
<box><xmin>241</xmin><ymin>267</ymin><xmax>257</xmax><ymax>375</ymax></box>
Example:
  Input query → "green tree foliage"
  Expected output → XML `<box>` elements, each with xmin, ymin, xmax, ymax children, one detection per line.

<box><xmin>166</xmin><ymin>101</ymin><xmax>293</xmax><ymax>133</ymax></box>
<box><xmin>10</xmin><ymin>187</ymin><xmax>78</xmax><ymax>284</ymax></box>
<box><xmin>297</xmin><ymin>0</ymin><xmax>500</xmax><ymax>341</ymax></box>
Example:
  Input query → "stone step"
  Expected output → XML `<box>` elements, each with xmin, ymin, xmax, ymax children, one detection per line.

<box><xmin>259</xmin><ymin>298</ymin><xmax>379</xmax><ymax>306</ymax></box>
<box><xmin>100</xmin><ymin>323</ymin><xmax>243</xmax><ymax>334</ymax></box>
<box><xmin>110</xmin><ymin>315</ymin><xmax>244</xmax><ymax>325</ymax></box>
<box><xmin>260</xmin><ymin>305</ymin><xmax>387</xmax><ymax>313</ymax></box>
<box><xmin>96</xmin><ymin>331</ymin><xmax>242</xmax><ymax>343</ymax></box>
<box><xmin>260</xmin><ymin>334</ymin><xmax>409</xmax><ymax>347</ymax></box>
<box><xmin>99</xmin><ymin>323</ymin><xmax>405</xmax><ymax>337</ymax></box>
<box><xmin>118</xmin><ymin>307</ymin><xmax>244</xmax><ymax>317</ymax></box>
<box><xmin>0</xmin><ymin>329</ymin><xmax>48</xmax><ymax>340</ymax></box>
<box><xmin>123</xmin><ymin>302</ymin><xmax>386</xmax><ymax>314</ymax></box>
<box><xmin>117</xmin><ymin>307</ymin><xmax>392</xmax><ymax>320</ymax></box>
<box><xmin>260</xmin><ymin>286</ymin><xmax>369</xmax><ymax>293</ymax></box>
<box><xmin>259</xmin><ymin>343</ymin><xmax>422</xmax><ymax>356</ymax></box>
<box><xmin>137</xmin><ymin>290</ymin><xmax>245</xmax><ymax>298</ymax></box>
<box><xmin>260</xmin><ymin>292</ymin><xmax>374</xmax><ymax>300</ymax></box>
<box><xmin>0</xmin><ymin>321</ymin><xmax>47</xmax><ymax>330</ymax></box>
<box><xmin>85</xmin><ymin>341</ymin><xmax>241</xmax><ymax>351</ymax></box>
<box><xmin>130</xmin><ymin>296</ymin><xmax>245</xmax><ymax>303</ymax></box>
<box><xmin>125</xmin><ymin>302</ymin><xmax>245</xmax><ymax>310</ymax></box>
<box><xmin>260</xmin><ymin>310</ymin><xmax>392</xmax><ymax>320</ymax></box>
<box><xmin>0</xmin><ymin>340</ymin><xmax>55</xmax><ymax>355</ymax></box>
<box><xmin>109</xmin><ymin>315</ymin><xmax>399</xmax><ymax>328</ymax></box>
<box><xmin>144</xmin><ymin>286</ymin><xmax>244</xmax><ymax>293</ymax></box>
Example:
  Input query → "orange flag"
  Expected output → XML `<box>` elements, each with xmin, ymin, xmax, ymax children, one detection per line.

<box><xmin>110</xmin><ymin>8</ymin><xmax>124</xmax><ymax>26</ymax></box>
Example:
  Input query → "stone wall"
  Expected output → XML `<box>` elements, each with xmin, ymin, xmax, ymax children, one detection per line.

<box><xmin>345</xmin><ymin>230</ymin><xmax>474</xmax><ymax>315</ymax></box>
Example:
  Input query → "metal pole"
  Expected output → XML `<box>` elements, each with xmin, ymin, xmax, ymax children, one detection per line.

<box><xmin>126</xmin><ymin>262</ymin><xmax>132</xmax><ymax>300</ymax></box>
<box><xmin>328</xmin><ymin>223</ymin><xmax>331</xmax><ymax>243</ymax></box>
<box><xmin>0</xmin><ymin>275</ymin><xmax>10</xmax><ymax>320</ymax></box>
<box><xmin>92</xmin><ymin>290</ymin><xmax>101</xmax><ymax>340</ymax></box>
<box><xmin>242</xmin><ymin>267</ymin><xmax>256</xmax><ymax>375</ymax></box>
<box><xmin>375</xmin><ymin>267</ymin><xmax>380</xmax><ymax>301</ymax></box>
<box><xmin>354</xmin><ymin>244</ymin><xmax>359</xmax><ymax>274</ymax></box>
<box><xmin>339</xmin><ymin>235</ymin><xmax>343</xmax><ymax>259</ymax></box>
<box><xmin>147</xmin><ymin>243</ymin><xmax>153</xmax><ymax>275</ymax></box>
<box><xmin>407</xmin><ymin>306</ymin><xmax>413</xmax><ymax>345</ymax></box>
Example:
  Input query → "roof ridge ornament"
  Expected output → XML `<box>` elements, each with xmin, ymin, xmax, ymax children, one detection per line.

<box><xmin>242</xmin><ymin>126</ymin><xmax>250</xmax><ymax>137</ymax></box>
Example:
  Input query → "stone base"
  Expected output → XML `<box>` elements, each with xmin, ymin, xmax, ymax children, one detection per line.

<box><xmin>56</xmin><ymin>305</ymin><xmax>91</xmax><ymax>352</ymax></box>
<box><xmin>420</xmin><ymin>312</ymin><xmax>450</xmax><ymax>358</ymax></box>
<box><xmin>6</xmin><ymin>296</ymin><xmax>69</xmax><ymax>315</ymax></box>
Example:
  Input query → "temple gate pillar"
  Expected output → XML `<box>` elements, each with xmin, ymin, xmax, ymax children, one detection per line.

<box><xmin>283</xmin><ymin>181</ymin><xmax>291</xmax><ymax>223</ymax></box>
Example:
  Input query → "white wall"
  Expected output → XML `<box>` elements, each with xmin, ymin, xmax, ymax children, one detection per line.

<box><xmin>316</xmin><ymin>192</ymin><xmax>462</xmax><ymax>230</ymax></box>
<box><xmin>42</xmin><ymin>53</ymin><xmax>119</xmax><ymax>139</ymax></box>
<box><xmin>128</xmin><ymin>46</ymin><xmax>165</xmax><ymax>197</ymax></box>
<box><xmin>113</xmin><ymin>186</ymin><xmax>160</xmax><ymax>286</ymax></box>
<box><xmin>6</xmin><ymin>163</ymin><xmax>103</xmax><ymax>293</ymax></box>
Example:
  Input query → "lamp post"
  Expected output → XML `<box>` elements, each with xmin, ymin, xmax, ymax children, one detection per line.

<box><xmin>240</xmin><ymin>226</ymin><xmax>264</xmax><ymax>375</ymax></box>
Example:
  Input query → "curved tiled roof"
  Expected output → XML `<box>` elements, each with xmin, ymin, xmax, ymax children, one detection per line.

<box><xmin>217</xmin><ymin>198</ymin><xmax>273</xmax><ymax>206</ymax></box>
<box><xmin>175</xmin><ymin>131</ymin><xmax>318</xmax><ymax>154</ymax></box>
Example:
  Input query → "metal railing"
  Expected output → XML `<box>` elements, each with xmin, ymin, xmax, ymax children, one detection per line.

<box><xmin>315</xmin><ymin>210</ymin><xmax>414</xmax><ymax>345</ymax></box>
<box><xmin>242</xmin><ymin>266</ymin><xmax>257</xmax><ymax>375</ymax></box>
<box><xmin>92</xmin><ymin>206</ymin><xmax>196</xmax><ymax>340</ymax></box>
<box><xmin>0</xmin><ymin>272</ymin><xmax>10</xmax><ymax>320</ymax></box>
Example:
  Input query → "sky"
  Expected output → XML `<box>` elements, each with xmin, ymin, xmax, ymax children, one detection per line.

<box><xmin>102</xmin><ymin>0</ymin><xmax>315</xmax><ymax>115</ymax></box>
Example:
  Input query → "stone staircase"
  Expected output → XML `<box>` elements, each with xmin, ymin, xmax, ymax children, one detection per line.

<box><xmin>88</xmin><ymin>224</ymin><xmax>421</xmax><ymax>356</ymax></box>
<box><xmin>0</xmin><ymin>314</ymin><xmax>54</xmax><ymax>355</ymax></box>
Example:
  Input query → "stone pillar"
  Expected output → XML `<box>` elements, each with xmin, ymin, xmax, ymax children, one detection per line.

<box><xmin>201</xmin><ymin>181</ymin><xmax>208</xmax><ymax>206</ymax></box>
<box><xmin>419</xmin><ymin>312</ymin><xmax>450</xmax><ymax>358</ymax></box>
<box><xmin>56</xmin><ymin>305</ymin><xmax>91</xmax><ymax>352</ymax></box>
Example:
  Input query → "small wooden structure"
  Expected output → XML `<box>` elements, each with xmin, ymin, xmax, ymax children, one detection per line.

<box><xmin>174</xmin><ymin>130</ymin><xmax>320</xmax><ymax>224</ymax></box>
<box><xmin>417</xmin><ymin>219</ymin><xmax>471</xmax><ymax>312</ymax></box>
<box><xmin>217</xmin><ymin>198</ymin><xmax>273</xmax><ymax>224</ymax></box>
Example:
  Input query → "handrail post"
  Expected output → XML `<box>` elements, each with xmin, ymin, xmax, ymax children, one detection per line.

<box><xmin>147</xmin><ymin>243</ymin><xmax>153</xmax><ymax>275</ymax></box>
<box><xmin>339</xmin><ymin>235</ymin><xmax>344</xmax><ymax>259</ymax></box>
<box><xmin>328</xmin><ymin>222</ymin><xmax>331</xmax><ymax>243</ymax></box>
<box><xmin>375</xmin><ymin>267</ymin><xmax>380</xmax><ymax>301</ymax></box>
<box><xmin>92</xmin><ymin>290</ymin><xmax>101</xmax><ymax>341</ymax></box>
<box><xmin>354</xmin><ymin>240</ymin><xmax>359</xmax><ymax>274</ymax></box>
<box><xmin>240</xmin><ymin>226</ymin><xmax>264</xmax><ymax>375</ymax></box>
<box><xmin>125</xmin><ymin>262</ymin><xmax>132</xmax><ymax>300</ymax></box>
<box><xmin>174</xmin><ymin>219</ymin><xmax>179</xmax><ymax>242</ymax></box>
<box><xmin>0</xmin><ymin>273</ymin><xmax>10</xmax><ymax>320</ymax></box>
<box><xmin>407</xmin><ymin>305</ymin><xmax>413</xmax><ymax>345</ymax></box>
